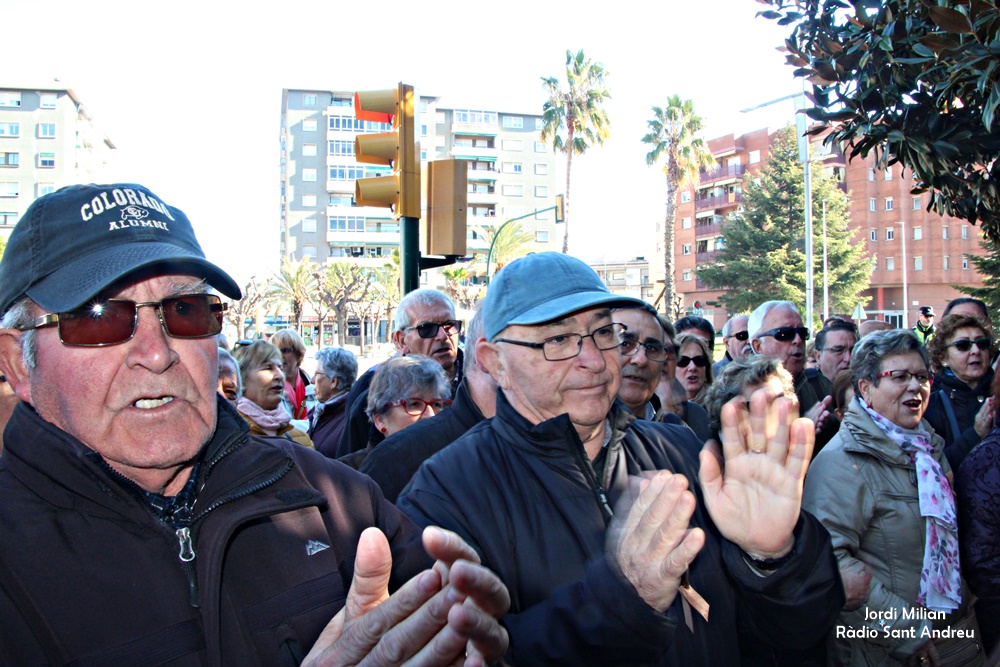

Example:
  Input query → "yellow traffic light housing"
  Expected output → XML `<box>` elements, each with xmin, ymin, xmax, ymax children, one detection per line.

<box><xmin>354</xmin><ymin>83</ymin><xmax>420</xmax><ymax>219</ymax></box>
<box><xmin>422</xmin><ymin>160</ymin><xmax>468</xmax><ymax>256</ymax></box>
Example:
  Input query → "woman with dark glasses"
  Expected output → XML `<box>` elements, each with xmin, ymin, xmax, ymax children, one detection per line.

<box><xmin>675</xmin><ymin>333</ymin><xmax>714</xmax><ymax>406</ymax></box>
<box><xmin>925</xmin><ymin>314</ymin><xmax>996</xmax><ymax>470</ymax></box>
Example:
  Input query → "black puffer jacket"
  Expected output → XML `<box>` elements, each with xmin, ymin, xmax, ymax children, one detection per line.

<box><xmin>398</xmin><ymin>392</ymin><xmax>843</xmax><ymax>666</ymax></box>
<box><xmin>925</xmin><ymin>367</ymin><xmax>994</xmax><ymax>470</ymax></box>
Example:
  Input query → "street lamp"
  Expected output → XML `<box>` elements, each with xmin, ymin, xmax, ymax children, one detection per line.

<box><xmin>898</xmin><ymin>220</ymin><xmax>909</xmax><ymax>329</ymax></box>
<box><xmin>822</xmin><ymin>199</ymin><xmax>829</xmax><ymax>322</ymax></box>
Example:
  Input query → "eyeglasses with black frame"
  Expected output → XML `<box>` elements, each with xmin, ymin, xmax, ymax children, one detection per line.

<box><xmin>17</xmin><ymin>294</ymin><xmax>227</xmax><ymax>347</ymax></box>
<box><xmin>621</xmin><ymin>332</ymin><xmax>670</xmax><ymax>362</ymax></box>
<box><xmin>495</xmin><ymin>322</ymin><xmax>630</xmax><ymax>362</ymax></box>
<box><xmin>756</xmin><ymin>326</ymin><xmax>810</xmax><ymax>343</ymax></box>
<box><xmin>876</xmin><ymin>369</ymin><xmax>931</xmax><ymax>386</ymax></box>
<box><xmin>948</xmin><ymin>337</ymin><xmax>993</xmax><ymax>352</ymax></box>
<box><xmin>677</xmin><ymin>354</ymin><xmax>709</xmax><ymax>368</ymax></box>
<box><xmin>383</xmin><ymin>397</ymin><xmax>453</xmax><ymax>416</ymax></box>
<box><xmin>404</xmin><ymin>320</ymin><xmax>462</xmax><ymax>339</ymax></box>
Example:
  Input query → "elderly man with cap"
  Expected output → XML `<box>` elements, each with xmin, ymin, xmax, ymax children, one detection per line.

<box><xmin>397</xmin><ymin>252</ymin><xmax>842</xmax><ymax>666</ymax></box>
<box><xmin>0</xmin><ymin>184</ymin><xmax>509</xmax><ymax>665</ymax></box>
<box><xmin>913</xmin><ymin>305</ymin><xmax>936</xmax><ymax>344</ymax></box>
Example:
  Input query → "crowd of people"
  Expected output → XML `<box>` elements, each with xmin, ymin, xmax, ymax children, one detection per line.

<box><xmin>1</xmin><ymin>182</ymin><xmax>999</xmax><ymax>666</ymax></box>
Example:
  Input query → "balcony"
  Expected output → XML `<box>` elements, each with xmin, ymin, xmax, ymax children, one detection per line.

<box><xmin>452</xmin><ymin>122</ymin><xmax>498</xmax><ymax>137</ymax></box>
<box><xmin>698</xmin><ymin>163</ymin><xmax>746</xmax><ymax>184</ymax></box>
<box><xmin>467</xmin><ymin>190</ymin><xmax>498</xmax><ymax>205</ymax></box>
<box><xmin>327</xmin><ymin>230</ymin><xmax>401</xmax><ymax>246</ymax></box>
<box><xmin>696</xmin><ymin>250</ymin><xmax>721</xmax><ymax>263</ymax></box>
<box><xmin>694</xmin><ymin>220</ymin><xmax>723</xmax><ymax>237</ymax></box>
<box><xmin>467</xmin><ymin>166</ymin><xmax>499</xmax><ymax>182</ymax></box>
<box><xmin>452</xmin><ymin>145</ymin><xmax>498</xmax><ymax>161</ymax></box>
<box><xmin>694</xmin><ymin>192</ymin><xmax>743</xmax><ymax>212</ymax></box>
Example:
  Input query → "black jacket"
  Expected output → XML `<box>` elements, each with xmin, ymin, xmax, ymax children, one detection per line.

<box><xmin>0</xmin><ymin>398</ymin><xmax>428</xmax><ymax>666</ymax></box>
<box><xmin>398</xmin><ymin>392</ymin><xmax>843</xmax><ymax>666</ymax></box>
<box><xmin>308</xmin><ymin>390</ymin><xmax>350</xmax><ymax>458</ymax></box>
<box><xmin>925</xmin><ymin>367</ymin><xmax>994</xmax><ymax>471</ymax></box>
<box><xmin>360</xmin><ymin>380</ymin><xmax>487</xmax><ymax>503</ymax></box>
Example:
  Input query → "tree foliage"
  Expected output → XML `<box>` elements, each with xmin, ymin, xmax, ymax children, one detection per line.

<box><xmin>541</xmin><ymin>49</ymin><xmax>612</xmax><ymax>253</ymax></box>
<box><xmin>697</xmin><ymin>126</ymin><xmax>872</xmax><ymax>314</ymax></box>
<box><xmin>758</xmin><ymin>0</ymin><xmax>1000</xmax><ymax>241</ymax></box>
<box><xmin>269</xmin><ymin>257</ymin><xmax>317</xmax><ymax>334</ymax></box>
<box><xmin>642</xmin><ymin>96</ymin><xmax>716</xmax><ymax>320</ymax></box>
<box><xmin>957</xmin><ymin>235</ymin><xmax>1000</xmax><ymax>327</ymax></box>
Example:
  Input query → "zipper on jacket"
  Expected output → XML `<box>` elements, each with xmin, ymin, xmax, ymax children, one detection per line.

<box><xmin>570</xmin><ymin>430</ymin><xmax>615</xmax><ymax>523</ymax></box>
<box><xmin>177</xmin><ymin>526</ymin><xmax>196</xmax><ymax>562</ymax></box>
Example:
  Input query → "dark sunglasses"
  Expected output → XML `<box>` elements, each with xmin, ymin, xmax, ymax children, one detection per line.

<box><xmin>677</xmin><ymin>354</ymin><xmax>709</xmax><ymax>368</ymax></box>
<box><xmin>18</xmin><ymin>294</ymin><xmax>226</xmax><ymax>347</ymax></box>
<box><xmin>757</xmin><ymin>326</ymin><xmax>810</xmax><ymax>342</ymax></box>
<box><xmin>732</xmin><ymin>331</ymin><xmax>750</xmax><ymax>341</ymax></box>
<box><xmin>406</xmin><ymin>319</ymin><xmax>461</xmax><ymax>339</ymax></box>
<box><xmin>949</xmin><ymin>337</ymin><xmax>993</xmax><ymax>352</ymax></box>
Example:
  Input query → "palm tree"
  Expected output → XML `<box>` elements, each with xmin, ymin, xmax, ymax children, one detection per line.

<box><xmin>269</xmin><ymin>257</ymin><xmax>317</xmax><ymax>334</ymax></box>
<box><xmin>642</xmin><ymin>97</ymin><xmax>715</xmax><ymax>319</ymax></box>
<box><xmin>471</xmin><ymin>221</ymin><xmax>535</xmax><ymax>279</ymax></box>
<box><xmin>541</xmin><ymin>49</ymin><xmax>612</xmax><ymax>255</ymax></box>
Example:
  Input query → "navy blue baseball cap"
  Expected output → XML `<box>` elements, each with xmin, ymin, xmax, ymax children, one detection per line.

<box><xmin>483</xmin><ymin>252</ymin><xmax>648</xmax><ymax>340</ymax></box>
<box><xmin>0</xmin><ymin>183</ymin><xmax>241</xmax><ymax>315</ymax></box>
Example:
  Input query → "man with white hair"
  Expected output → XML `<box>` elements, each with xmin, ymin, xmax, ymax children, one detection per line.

<box><xmin>713</xmin><ymin>314</ymin><xmax>750</xmax><ymax>376</ymax></box>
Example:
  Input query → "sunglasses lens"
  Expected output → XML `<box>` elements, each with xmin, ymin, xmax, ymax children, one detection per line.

<box><xmin>977</xmin><ymin>338</ymin><xmax>993</xmax><ymax>350</ymax></box>
<box><xmin>734</xmin><ymin>331</ymin><xmax>749</xmax><ymax>341</ymax></box>
<box><xmin>416</xmin><ymin>323</ymin><xmax>438</xmax><ymax>338</ymax></box>
<box><xmin>954</xmin><ymin>340</ymin><xmax>973</xmax><ymax>351</ymax></box>
<box><xmin>161</xmin><ymin>295</ymin><xmax>224</xmax><ymax>338</ymax></box>
<box><xmin>60</xmin><ymin>300</ymin><xmax>136</xmax><ymax>345</ymax></box>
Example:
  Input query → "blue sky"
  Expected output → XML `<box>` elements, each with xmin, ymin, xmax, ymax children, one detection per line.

<box><xmin>6</xmin><ymin>0</ymin><xmax>803</xmax><ymax>283</ymax></box>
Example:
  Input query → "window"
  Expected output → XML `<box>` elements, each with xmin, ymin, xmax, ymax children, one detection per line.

<box><xmin>301</xmin><ymin>245</ymin><xmax>317</xmax><ymax>259</ymax></box>
<box><xmin>535</xmin><ymin>185</ymin><xmax>548</xmax><ymax>197</ymax></box>
<box><xmin>0</xmin><ymin>123</ymin><xmax>18</xmax><ymax>137</ymax></box>
<box><xmin>868</xmin><ymin>168</ymin><xmax>875</xmax><ymax>181</ymax></box>
<box><xmin>913</xmin><ymin>226</ymin><xmax>922</xmax><ymax>240</ymax></box>
<box><xmin>962</xmin><ymin>225</ymin><xmax>969</xmax><ymax>239</ymax></box>
<box><xmin>301</xmin><ymin>168</ymin><xmax>317</xmax><ymax>182</ymax></box>
<box><xmin>682</xmin><ymin>217</ymin><xmax>692</xmax><ymax>229</ymax></box>
<box><xmin>884</xmin><ymin>197</ymin><xmax>893</xmax><ymax>211</ymax></box>
<box><xmin>944</xmin><ymin>255</ymin><xmax>950</xmax><ymax>270</ymax></box>
<box><xmin>302</xmin><ymin>118</ymin><xmax>317</xmax><ymax>132</ymax></box>
<box><xmin>534</xmin><ymin>163</ymin><xmax>548</xmax><ymax>175</ymax></box>
<box><xmin>452</xmin><ymin>110</ymin><xmax>498</xmax><ymax>125</ymax></box>
<box><xmin>303</xmin><ymin>93</ymin><xmax>317</xmax><ymax>106</ymax></box>
<box><xmin>943</xmin><ymin>226</ymin><xmax>950</xmax><ymax>239</ymax></box>
<box><xmin>329</xmin><ymin>216</ymin><xmax>365</xmax><ymax>232</ymax></box>
<box><xmin>886</xmin><ymin>228</ymin><xmax>895</xmax><ymax>241</ymax></box>
<box><xmin>302</xmin><ymin>143</ymin><xmax>317</xmax><ymax>157</ymax></box>
<box><xmin>884</xmin><ymin>168</ymin><xmax>893</xmax><ymax>181</ymax></box>
<box><xmin>502</xmin><ymin>206</ymin><xmax>523</xmax><ymax>217</ymax></box>
<box><xmin>535</xmin><ymin>230</ymin><xmax>549</xmax><ymax>242</ymax></box>
<box><xmin>886</xmin><ymin>257</ymin><xmax>895</xmax><ymax>271</ymax></box>
<box><xmin>914</xmin><ymin>256</ymin><xmax>923</xmax><ymax>270</ymax></box>
<box><xmin>329</xmin><ymin>194</ymin><xmax>353</xmax><ymax>207</ymax></box>
<box><xmin>534</xmin><ymin>141</ymin><xmax>546</xmax><ymax>153</ymax></box>
<box><xmin>420</xmin><ymin>124</ymin><xmax>428</xmax><ymax>137</ymax></box>
<box><xmin>37</xmin><ymin>183</ymin><xmax>55</xmax><ymax>197</ymax></box>
<box><xmin>38</xmin><ymin>92</ymin><xmax>56</xmax><ymax>109</ymax></box>
<box><xmin>535</xmin><ymin>210</ymin><xmax>551</xmax><ymax>220</ymax></box>
<box><xmin>302</xmin><ymin>194</ymin><xmax>317</xmax><ymax>207</ymax></box>
<box><xmin>302</xmin><ymin>218</ymin><xmax>317</xmax><ymax>233</ymax></box>
<box><xmin>913</xmin><ymin>197</ymin><xmax>922</xmax><ymax>210</ymax></box>
<box><xmin>502</xmin><ymin>184</ymin><xmax>523</xmax><ymax>196</ymax></box>
<box><xmin>502</xmin><ymin>139</ymin><xmax>523</xmax><ymax>151</ymax></box>
<box><xmin>963</xmin><ymin>257</ymin><xmax>970</xmax><ymax>269</ymax></box>
<box><xmin>0</xmin><ymin>92</ymin><xmax>21</xmax><ymax>107</ymax></box>
<box><xmin>682</xmin><ymin>243</ymin><xmax>692</xmax><ymax>255</ymax></box>
<box><xmin>683</xmin><ymin>270</ymin><xmax>693</xmax><ymax>281</ymax></box>
<box><xmin>37</xmin><ymin>123</ymin><xmax>55</xmax><ymax>138</ymax></box>
<box><xmin>420</xmin><ymin>149</ymin><xmax>427</xmax><ymax>161</ymax></box>
<box><xmin>502</xmin><ymin>116</ymin><xmax>523</xmax><ymax>129</ymax></box>
<box><xmin>748</xmin><ymin>150</ymin><xmax>760</xmax><ymax>164</ymax></box>
<box><xmin>503</xmin><ymin>162</ymin><xmax>523</xmax><ymax>174</ymax></box>
<box><xmin>0</xmin><ymin>152</ymin><xmax>17</xmax><ymax>167</ymax></box>
<box><xmin>680</xmin><ymin>191</ymin><xmax>691</xmax><ymax>203</ymax></box>
<box><xmin>869</xmin><ymin>229</ymin><xmax>877</xmax><ymax>242</ymax></box>
<box><xmin>328</xmin><ymin>140</ymin><xmax>354</xmax><ymax>156</ymax></box>
<box><xmin>0</xmin><ymin>211</ymin><xmax>16</xmax><ymax>225</ymax></box>
<box><xmin>0</xmin><ymin>182</ymin><xmax>18</xmax><ymax>197</ymax></box>
<box><xmin>869</xmin><ymin>198</ymin><xmax>877</xmax><ymax>211</ymax></box>
<box><xmin>328</xmin><ymin>165</ymin><xmax>365</xmax><ymax>180</ymax></box>
<box><xmin>37</xmin><ymin>152</ymin><xmax>55</xmax><ymax>168</ymax></box>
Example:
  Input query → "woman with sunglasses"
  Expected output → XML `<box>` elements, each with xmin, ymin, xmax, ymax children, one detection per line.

<box><xmin>232</xmin><ymin>341</ymin><xmax>314</xmax><ymax>449</ymax></box>
<box><xmin>675</xmin><ymin>333</ymin><xmax>714</xmax><ymax>406</ymax></box>
<box><xmin>925</xmin><ymin>314</ymin><xmax>996</xmax><ymax>471</ymax></box>
<box><xmin>338</xmin><ymin>355</ymin><xmax>452</xmax><ymax>469</ymax></box>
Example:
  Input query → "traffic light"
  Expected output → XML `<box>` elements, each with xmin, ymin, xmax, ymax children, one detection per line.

<box><xmin>423</xmin><ymin>160</ymin><xmax>468</xmax><ymax>256</ymax></box>
<box><xmin>555</xmin><ymin>194</ymin><xmax>565</xmax><ymax>223</ymax></box>
<box><xmin>353</xmin><ymin>83</ymin><xmax>419</xmax><ymax>219</ymax></box>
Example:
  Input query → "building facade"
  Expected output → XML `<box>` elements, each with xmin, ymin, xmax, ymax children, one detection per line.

<box><xmin>279</xmin><ymin>88</ymin><xmax>558</xmax><ymax>279</ymax></box>
<box><xmin>666</xmin><ymin>126</ymin><xmax>986</xmax><ymax>331</ymax></box>
<box><xmin>590</xmin><ymin>257</ymin><xmax>655</xmax><ymax>302</ymax></box>
<box><xmin>0</xmin><ymin>83</ymin><xmax>115</xmax><ymax>240</ymax></box>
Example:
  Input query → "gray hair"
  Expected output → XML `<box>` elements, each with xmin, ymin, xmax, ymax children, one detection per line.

<box><xmin>315</xmin><ymin>346</ymin><xmax>358</xmax><ymax>390</ymax></box>
<box><xmin>722</xmin><ymin>314</ymin><xmax>748</xmax><ymax>338</ymax></box>
<box><xmin>464</xmin><ymin>307</ymin><xmax>483</xmax><ymax>377</ymax></box>
<box><xmin>701</xmin><ymin>355</ymin><xmax>795</xmax><ymax>435</ymax></box>
<box><xmin>748</xmin><ymin>301</ymin><xmax>800</xmax><ymax>339</ymax></box>
<box><xmin>1</xmin><ymin>297</ymin><xmax>39</xmax><ymax>371</ymax></box>
<box><xmin>367</xmin><ymin>354</ymin><xmax>450</xmax><ymax>418</ymax></box>
<box><xmin>394</xmin><ymin>289</ymin><xmax>456</xmax><ymax>333</ymax></box>
<box><xmin>218</xmin><ymin>348</ymin><xmax>242</xmax><ymax>396</ymax></box>
<box><xmin>851</xmin><ymin>329</ymin><xmax>929</xmax><ymax>395</ymax></box>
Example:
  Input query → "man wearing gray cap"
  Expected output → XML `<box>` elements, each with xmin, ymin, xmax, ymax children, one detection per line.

<box><xmin>0</xmin><ymin>184</ymin><xmax>509</xmax><ymax>665</ymax></box>
<box><xmin>397</xmin><ymin>252</ymin><xmax>842</xmax><ymax>666</ymax></box>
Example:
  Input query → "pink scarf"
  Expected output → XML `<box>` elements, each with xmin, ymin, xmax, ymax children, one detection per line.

<box><xmin>237</xmin><ymin>396</ymin><xmax>291</xmax><ymax>432</ymax></box>
<box><xmin>859</xmin><ymin>397</ymin><xmax>962</xmax><ymax>612</ymax></box>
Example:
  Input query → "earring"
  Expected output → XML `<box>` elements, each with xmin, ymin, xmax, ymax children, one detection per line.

<box><xmin>379</xmin><ymin>427</ymin><xmax>388</xmax><ymax>434</ymax></box>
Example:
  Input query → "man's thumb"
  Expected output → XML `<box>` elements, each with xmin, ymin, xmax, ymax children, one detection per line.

<box><xmin>345</xmin><ymin>527</ymin><xmax>393</xmax><ymax>623</ymax></box>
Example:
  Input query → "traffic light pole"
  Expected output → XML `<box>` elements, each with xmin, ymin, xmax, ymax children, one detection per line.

<box><xmin>400</xmin><ymin>215</ymin><xmax>421</xmax><ymax>294</ymax></box>
<box><xmin>484</xmin><ymin>204</ymin><xmax>559</xmax><ymax>284</ymax></box>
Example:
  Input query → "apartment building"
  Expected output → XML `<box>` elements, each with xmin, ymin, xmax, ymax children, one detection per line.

<box><xmin>0</xmin><ymin>83</ymin><xmax>115</xmax><ymax>240</ymax></box>
<box><xmin>590</xmin><ymin>257</ymin><xmax>655</xmax><ymax>302</ymax></box>
<box><xmin>667</xmin><ymin>126</ymin><xmax>986</xmax><ymax>331</ymax></box>
<box><xmin>279</xmin><ymin>88</ymin><xmax>558</xmax><ymax>279</ymax></box>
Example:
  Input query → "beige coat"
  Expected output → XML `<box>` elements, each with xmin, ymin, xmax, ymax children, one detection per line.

<box><xmin>803</xmin><ymin>400</ymin><xmax>975</xmax><ymax>666</ymax></box>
